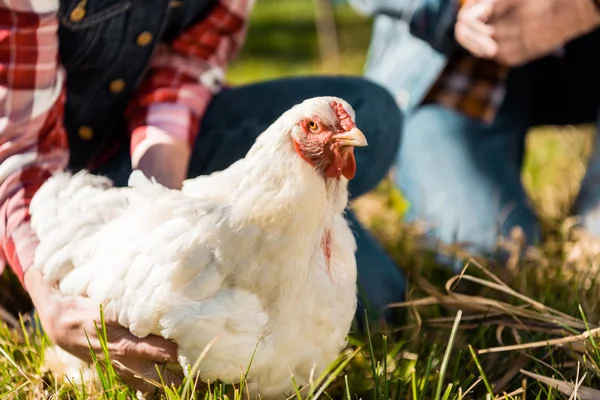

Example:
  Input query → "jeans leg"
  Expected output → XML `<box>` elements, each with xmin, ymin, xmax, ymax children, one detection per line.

<box><xmin>346</xmin><ymin>209</ymin><xmax>406</xmax><ymax>325</ymax></box>
<box><xmin>396</xmin><ymin>67</ymin><xmax>540</xmax><ymax>270</ymax></box>
<box><xmin>98</xmin><ymin>76</ymin><xmax>407</xmax><ymax>322</ymax></box>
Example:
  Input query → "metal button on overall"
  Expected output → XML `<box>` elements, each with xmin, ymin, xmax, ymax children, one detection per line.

<box><xmin>70</xmin><ymin>0</ymin><xmax>87</xmax><ymax>22</ymax></box>
<box><xmin>78</xmin><ymin>126</ymin><xmax>94</xmax><ymax>141</ymax></box>
<box><xmin>109</xmin><ymin>79</ymin><xmax>126</xmax><ymax>93</ymax></box>
<box><xmin>136</xmin><ymin>32</ymin><xmax>153</xmax><ymax>47</ymax></box>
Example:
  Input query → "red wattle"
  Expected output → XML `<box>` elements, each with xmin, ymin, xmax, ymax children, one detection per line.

<box><xmin>342</xmin><ymin>148</ymin><xmax>356</xmax><ymax>180</ymax></box>
<box><xmin>325</xmin><ymin>146</ymin><xmax>344</xmax><ymax>178</ymax></box>
<box><xmin>325</xmin><ymin>155</ymin><xmax>343</xmax><ymax>178</ymax></box>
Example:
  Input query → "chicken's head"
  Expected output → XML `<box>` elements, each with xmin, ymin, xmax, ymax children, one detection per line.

<box><xmin>288</xmin><ymin>97</ymin><xmax>368</xmax><ymax>180</ymax></box>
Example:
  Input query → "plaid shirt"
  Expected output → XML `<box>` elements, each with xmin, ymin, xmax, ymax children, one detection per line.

<box><xmin>422</xmin><ymin>0</ymin><xmax>509</xmax><ymax>123</ymax></box>
<box><xmin>0</xmin><ymin>0</ymin><xmax>250</xmax><ymax>286</ymax></box>
<box><xmin>423</xmin><ymin>47</ymin><xmax>509</xmax><ymax>124</ymax></box>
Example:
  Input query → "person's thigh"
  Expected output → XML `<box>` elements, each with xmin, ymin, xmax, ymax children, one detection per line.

<box><xmin>189</xmin><ymin>76</ymin><xmax>402</xmax><ymax>198</ymax></box>
<box><xmin>396</xmin><ymin>66</ymin><xmax>540</xmax><ymax>267</ymax></box>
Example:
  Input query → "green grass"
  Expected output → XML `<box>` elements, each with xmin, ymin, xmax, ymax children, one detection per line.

<box><xmin>3</xmin><ymin>0</ymin><xmax>600</xmax><ymax>398</ymax></box>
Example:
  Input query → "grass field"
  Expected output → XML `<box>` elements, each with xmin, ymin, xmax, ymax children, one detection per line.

<box><xmin>2</xmin><ymin>0</ymin><xmax>600</xmax><ymax>398</ymax></box>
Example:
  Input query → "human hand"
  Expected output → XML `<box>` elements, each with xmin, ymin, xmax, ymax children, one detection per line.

<box><xmin>455</xmin><ymin>0</ymin><xmax>600</xmax><ymax>66</ymax></box>
<box><xmin>24</xmin><ymin>268</ymin><xmax>181</xmax><ymax>393</ymax></box>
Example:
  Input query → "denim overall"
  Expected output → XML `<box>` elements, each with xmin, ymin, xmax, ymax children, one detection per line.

<box><xmin>58</xmin><ymin>0</ymin><xmax>218</xmax><ymax>169</ymax></box>
<box><xmin>57</xmin><ymin>0</ymin><xmax>408</xmax><ymax>323</ymax></box>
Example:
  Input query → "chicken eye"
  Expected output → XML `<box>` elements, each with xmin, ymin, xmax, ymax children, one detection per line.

<box><xmin>308</xmin><ymin>121</ymin><xmax>318</xmax><ymax>131</ymax></box>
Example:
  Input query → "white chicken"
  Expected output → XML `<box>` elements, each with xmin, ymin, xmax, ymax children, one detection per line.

<box><xmin>29</xmin><ymin>96</ymin><xmax>368</xmax><ymax>398</ymax></box>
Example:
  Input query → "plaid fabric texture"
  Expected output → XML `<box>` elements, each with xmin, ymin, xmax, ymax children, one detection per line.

<box><xmin>423</xmin><ymin>47</ymin><xmax>509</xmax><ymax>124</ymax></box>
<box><xmin>0</xmin><ymin>0</ymin><xmax>251</xmax><ymax>286</ymax></box>
<box><xmin>0</xmin><ymin>2</ymin><xmax>69</xmax><ymax>286</ymax></box>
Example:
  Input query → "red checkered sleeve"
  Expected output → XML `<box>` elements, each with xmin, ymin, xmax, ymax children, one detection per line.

<box><xmin>0</xmin><ymin>1</ymin><xmax>69</xmax><ymax>286</ymax></box>
<box><xmin>126</xmin><ymin>0</ymin><xmax>251</xmax><ymax>167</ymax></box>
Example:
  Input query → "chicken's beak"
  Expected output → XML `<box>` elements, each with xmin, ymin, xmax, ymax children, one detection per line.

<box><xmin>334</xmin><ymin>128</ymin><xmax>368</xmax><ymax>147</ymax></box>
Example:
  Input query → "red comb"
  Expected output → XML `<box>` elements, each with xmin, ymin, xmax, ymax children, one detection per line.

<box><xmin>331</xmin><ymin>101</ymin><xmax>355</xmax><ymax>131</ymax></box>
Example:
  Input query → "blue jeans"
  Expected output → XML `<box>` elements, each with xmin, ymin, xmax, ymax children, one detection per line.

<box><xmin>396</xmin><ymin>59</ymin><xmax>600</xmax><ymax>269</ymax></box>
<box><xmin>97</xmin><ymin>76</ymin><xmax>407</xmax><ymax>323</ymax></box>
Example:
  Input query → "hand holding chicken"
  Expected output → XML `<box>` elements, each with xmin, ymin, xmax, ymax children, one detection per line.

<box><xmin>30</xmin><ymin>96</ymin><xmax>367</xmax><ymax>398</ymax></box>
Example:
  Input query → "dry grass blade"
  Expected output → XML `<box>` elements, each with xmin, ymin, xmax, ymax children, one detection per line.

<box><xmin>479</xmin><ymin>327</ymin><xmax>600</xmax><ymax>354</ymax></box>
<box><xmin>427</xmin><ymin>316</ymin><xmax>570</xmax><ymax>336</ymax></box>
<box><xmin>495</xmin><ymin>388</ymin><xmax>524</xmax><ymax>399</ymax></box>
<box><xmin>520</xmin><ymin>369</ymin><xmax>600</xmax><ymax>400</ymax></box>
<box><xmin>462</xmin><ymin>377</ymin><xmax>483</xmax><ymax>396</ymax></box>
<box><xmin>445</xmin><ymin>273</ymin><xmax>587</xmax><ymax>327</ymax></box>
<box><xmin>393</xmin><ymin>273</ymin><xmax>590</xmax><ymax>336</ymax></box>
<box><xmin>387</xmin><ymin>296</ymin><xmax>440</xmax><ymax>308</ymax></box>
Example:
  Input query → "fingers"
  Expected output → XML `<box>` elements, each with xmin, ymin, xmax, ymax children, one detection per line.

<box><xmin>120</xmin><ymin>333</ymin><xmax>179</xmax><ymax>364</ymax></box>
<box><xmin>456</xmin><ymin>0</ymin><xmax>499</xmax><ymax>58</ymax></box>
<box><xmin>67</xmin><ymin>326</ymin><xmax>182</xmax><ymax>393</ymax></box>
<box><xmin>460</xmin><ymin>0</ymin><xmax>495</xmax><ymax>23</ymax></box>
<box><xmin>35</xmin><ymin>291</ymin><xmax>183</xmax><ymax>395</ymax></box>
<box><xmin>455</xmin><ymin>19</ymin><xmax>498</xmax><ymax>58</ymax></box>
<box><xmin>103</xmin><ymin>325</ymin><xmax>179</xmax><ymax>364</ymax></box>
<box><xmin>113</xmin><ymin>359</ymin><xmax>183</xmax><ymax>395</ymax></box>
<box><xmin>74</xmin><ymin>304</ymin><xmax>178</xmax><ymax>364</ymax></box>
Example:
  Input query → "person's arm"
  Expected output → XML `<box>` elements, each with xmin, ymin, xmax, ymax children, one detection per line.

<box><xmin>125</xmin><ymin>0</ymin><xmax>252</xmax><ymax>189</ymax></box>
<box><xmin>0</xmin><ymin>1</ymin><xmax>69</xmax><ymax>286</ymax></box>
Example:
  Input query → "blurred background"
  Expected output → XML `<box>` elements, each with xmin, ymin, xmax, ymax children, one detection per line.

<box><xmin>227</xmin><ymin>0</ymin><xmax>370</xmax><ymax>82</ymax></box>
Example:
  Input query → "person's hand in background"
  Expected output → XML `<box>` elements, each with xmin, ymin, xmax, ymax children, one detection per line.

<box><xmin>24</xmin><ymin>268</ymin><xmax>182</xmax><ymax>393</ymax></box>
<box><xmin>455</xmin><ymin>0</ymin><xmax>600</xmax><ymax>66</ymax></box>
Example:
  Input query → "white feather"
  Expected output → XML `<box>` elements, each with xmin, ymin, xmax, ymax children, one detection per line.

<box><xmin>31</xmin><ymin>96</ymin><xmax>359</xmax><ymax>399</ymax></box>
